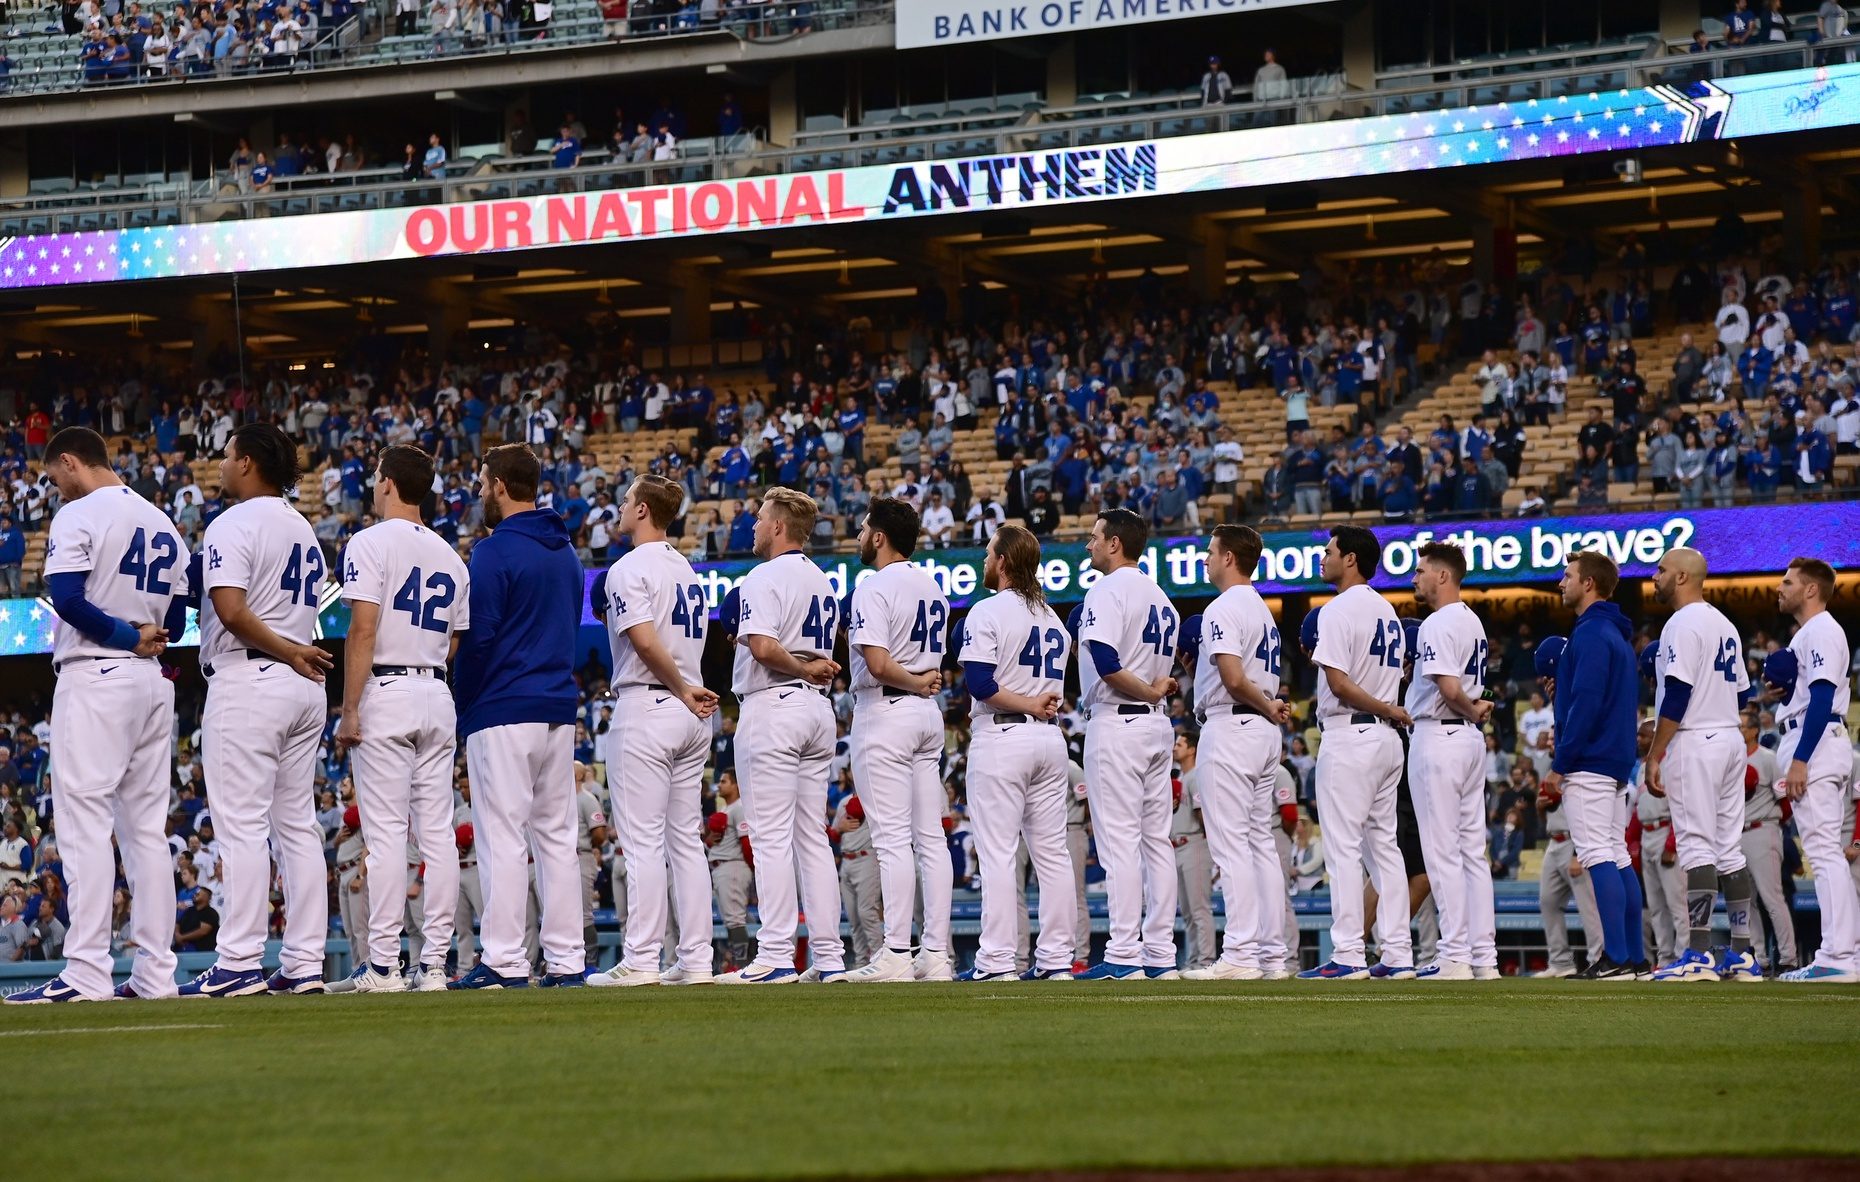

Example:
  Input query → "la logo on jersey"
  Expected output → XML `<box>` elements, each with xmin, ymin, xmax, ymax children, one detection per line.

<box><xmin>1811</xmin><ymin>651</ymin><xmax>1825</xmax><ymax>669</ymax></box>
<box><xmin>208</xmin><ymin>545</ymin><xmax>223</xmax><ymax>570</ymax></box>
<box><xmin>1208</xmin><ymin>622</ymin><xmax>1224</xmax><ymax>641</ymax></box>
<box><xmin>345</xmin><ymin>561</ymin><xmax>359</xmax><ymax>584</ymax></box>
<box><xmin>1084</xmin><ymin>609</ymin><xmax>1096</xmax><ymax>626</ymax></box>
<box><xmin>739</xmin><ymin>599</ymin><xmax>753</xmax><ymax>621</ymax></box>
<box><xmin>1422</xmin><ymin>643</ymin><xmax>1438</xmax><ymax>662</ymax></box>
<box><xmin>613</xmin><ymin>595</ymin><xmax>629</xmax><ymax>615</ymax></box>
<box><xmin>43</xmin><ymin>539</ymin><xmax>54</xmax><ymax>559</ymax></box>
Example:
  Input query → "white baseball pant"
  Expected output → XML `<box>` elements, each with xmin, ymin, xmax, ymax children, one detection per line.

<box><xmin>1312</xmin><ymin>721</ymin><xmax>1410</xmax><ymax>968</ymax></box>
<box><xmin>852</xmin><ymin>693</ymin><xmax>952</xmax><ymax>954</ymax></box>
<box><xmin>609</xmin><ymin>689</ymin><xmax>714</xmax><ymax>975</ymax></box>
<box><xmin>51</xmin><ymin>659</ymin><xmax>178</xmax><ymax>999</ymax></box>
<box><xmin>735</xmin><ymin>687</ymin><xmax>844</xmax><ymax>972</ymax></box>
<box><xmin>352</xmin><ymin>674</ymin><xmax>459</xmax><ymax>971</ymax></box>
<box><xmin>1665</xmin><ymin>728</ymin><xmax>1748</xmax><ymax>873</ymax></box>
<box><xmin>466</xmin><ymin>722</ymin><xmax>584</xmax><ymax>979</ymax></box>
<box><xmin>1561</xmin><ymin>771</ymin><xmax>1631</xmax><ymax>870</ymax></box>
<box><xmin>1408</xmin><ymin>721</ymin><xmax>1497</xmax><ymax>969</ymax></box>
<box><xmin>1067</xmin><ymin>823</ymin><xmax>1090</xmax><ymax>959</ymax></box>
<box><xmin>1638</xmin><ymin>824</ymin><xmax>1686</xmax><ymax>963</ymax></box>
<box><xmin>966</xmin><ymin>720</ymin><xmax>1078</xmax><ymax>975</ymax></box>
<box><xmin>1084</xmin><ymin>711</ymin><xmax>1177</xmax><ymax>967</ymax></box>
<box><xmin>1740</xmin><ymin>822</ymin><xmax>1797</xmax><ymax>967</ymax></box>
<box><xmin>202</xmin><ymin>660</ymin><xmax>328</xmax><ymax>979</ymax></box>
<box><xmin>1790</xmin><ymin>733</ymin><xmax>1860</xmax><ymax>972</ymax></box>
<box><xmin>1273</xmin><ymin>828</ymin><xmax>1301</xmax><ymax>971</ymax></box>
<box><xmin>1196</xmin><ymin>712</ymin><xmax>1291</xmax><ymax>971</ymax></box>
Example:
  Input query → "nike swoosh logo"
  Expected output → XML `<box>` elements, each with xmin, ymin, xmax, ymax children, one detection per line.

<box><xmin>260</xmin><ymin>664</ymin><xmax>275</xmax><ymax>673</ymax></box>
<box><xmin>1123</xmin><ymin>718</ymin><xmax>1135</xmax><ymax>725</ymax></box>
<box><xmin>779</xmin><ymin>691</ymin><xmax>794</xmax><ymax>700</ymax></box>
<box><xmin>1001</xmin><ymin>725</ymin><xmax>1018</xmax><ymax>732</ymax></box>
<box><xmin>381</xmin><ymin>679</ymin><xmax>399</xmax><ymax>686</ymax></box>
<box><xmin>99</xmin><ymin>666</ymin><xmax>117</xmax><ymax>674</ymax></box>
<box><xmin>655</xmin><ymin>697</ymin><xmax>669</xmax><ymax>705</ymax></box>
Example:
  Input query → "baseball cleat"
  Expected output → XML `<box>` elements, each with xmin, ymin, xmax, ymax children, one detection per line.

<box><xmin>408</xmin><ymin>966</ymin><xmax>450</xmax><ymax>993</ymax></box>
<box><xmin>845</xmin><ymin>948</ymin><xmax>914</xmax><ymax>984</ymax></box>
<box><xmin>113</xmin><ymin>982</ymin><xmax>142</xmax><ymax>1000</ymax></box>
<box><xmin>1778</xmin><ymin>964</ymin><xmax>1860</xmax><ymax>983</ymax></box>
<box><xmin>1576</xmin><ymin>956</ymin><xmax>1636</xmax><ymax>980</ymax></box>
<box><xmin>660</xmin><ymin>966</ymin><xmax>714</xmax><ymax>986</ymax></box>
<box><xmin>1717</xmin><ymin>948</ymin><xmax>1763</xmax><ymax>983</ymax></box>
<box><xmin>1019</xmin><ymin>966</ymin><xmax>1077</xmax><ymax>981</ymax></box>
<box><xmin>1650</xmin><ymin>949</ymin><xmax>1721</xmax><ymax>983</ymax></box>
<box><xmin>1369</xmin><ymin>963</ymin><xmax>1416</xmax><ymax>980</ymax></box>
<box><xmin>913</xmin><ymin>949</ymin><xmax>954</xmax><ymax>982</ymax></box>
<box><xmin>327</xmin><ymin>965</ymin><xmax>367</xmax><ymax>994</ymax></box>
<box><xmin>178</xmin><ymin>966</ymin><xmax>270</xmax><ymax>998</ymax></box>
<box><xmin>537</xmin><ymin>972</ymin><xmax>585</xmax><ymax>988</ymax></box>
<box><xmin>1414</xmin><ymin>961</ymin><xmax>1474</xmax><ymax>981</ymax></box>
<box><xmin>1074</xmin><ymin>961</ymin><xmax>1145</xmax><ymax>980</ymax></box>
<box><xmin>1297</xmin><ymin>960</ymin><xmax>1369</xmax><ymax>980</ymax></box>
<box><xmin>586</xmin><ymin>965</ymin><xmax>660</xmax><ymax>988</ymax></box>
<box><xmin>1260</xmin><ymin>967</ymin><xmax>1295</xmax><ymax>981</ymax></box>
<box><xmin>1631</xmin><ymin>962</ymin><xmax>1656</xmax><ymax>981</ymax></box>
<box><xmin>715</xmin><ymin>962</ymin><xmax>800</xmax><ymax>985</ymax></box>
<box><xmin>1472</xmin><ymin>965</ymin><xmax>1502</xmax><ymax>980</ymax></box>
<box><xmin>1143</xmin><ymin>966</ymin><xmax>1181</xmax><ymax>980</ymax></box>
<box><xmin>798</xmin><ymin>967</ymin><xmax>848</xmax><ymax>983</ymax></box>
<box><xmin>352</xmin><ymin>965</ymin><xmax>407</xmax><ymax>994</ymax></box>
<box><xmin>957</xmin><ymin>967</ymin><xmax>1018</xmax><ymax>983</ymax></box>
<box><xmin>1533</xmin><ymin>965</ymin><xmax>1577</xmax><ymax>978</ymax></box>
<box><xmin>1181</xmin><ymin>961</ymin><xmax>1264</xmax><ymax>981</ymax></box>
<box><xmin>4</xmin><ymin>975</ymin><xmax>94</xmax><ymax>1004</ymax></box>
<box><xmin>1070</xmin><ymin>960</ymin><xmax>1089</xmax><ymax>975</ymax></box>
<box><xmin>266</xmin><ymin>970</ymin><xmax>326</xmax><ymax>995</ymax></box>
<box><xmin>447</xmin><ymin>963</ymin><xmax>530</xmax><ymax>990</ymax></box>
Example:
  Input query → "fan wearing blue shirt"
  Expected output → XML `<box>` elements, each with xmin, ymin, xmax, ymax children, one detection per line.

<box><xmin>550</xmin><ymin>127</ymin><xmax>581</xmax><ymax>169</ymax></box>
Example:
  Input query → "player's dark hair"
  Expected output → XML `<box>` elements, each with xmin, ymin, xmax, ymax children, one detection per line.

<box><xmin>1329</xmin><ymin>523</ymin><xmax>1382</xmax><ymax>579</ymax></box>
<box><xmin>377</xmin><ymin>444</ymin><xmax>434</xmax><ymax>507</ymax></box>
<box><xmin>1211</xmin><ymin>524</ymin><xmax>1262</xmax><ymax>574</ymax></box>
<box><xmin>230</xmin><ymin>422</ymin><xmax>301</xmax><ymax>493</ymax></box>
<box><xmin>1568</xmin><ymin>549</ymin><xmax>1620</xmax><ymax>598</ymax></box>
<box><xmin>1416</xmin><ymin>540</ymin><xmax>1467</xmax><ymax>584</ymax></box>
<box><xmin>483</xmin><ymin>443</ymin><xmax>540</xmax><ymax>502</ymax></box>
<box><xmin>992</xmin><ymin>523</ymin><xmax>1045</xmax><ymax>611</ymax></box>
<box><xmin>630</xmin><ymin>473</ymin><xmax>685</xmax><ymax>529</ymax></box>
<box><xmin>43</xmin><ymin>426</ymin><xmax>109</xmax><ymax>469</ymax></box>
<box><xmin>1787</xmin><ymin>556</ymin><xmax>1835</xmax><ymax>600</ymax></box>
<box><xmin>866</xmin><ymin>496</ymin><xmax>921</xmax><ymax>560</ymax></box>
<box><xmin>1096</xmin><ymin>508</ymin><xmax>1148</xmax><ymax>560</ymax></box>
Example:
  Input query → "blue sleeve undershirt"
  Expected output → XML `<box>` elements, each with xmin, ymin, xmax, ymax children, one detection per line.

<box><xmin>1088</xmin><ymin>640</ymin><xmax>1122</xmax><ymax>676</ymax></box>
<box><xmin>963</xmin><ymin>660</ymin><xmax>1000</xmax><ymax>701</ymax></box>
<box><xmin>46</xmin><ymin>571</ymin><xmax>141</xmax><ymax>652</ymax></box>
<box><xmin>1792</xmin><ymin>681</ymin><xmax>1838</xmax><ymax>764</ymax></box>
<box><xmin>1657</xmin><ymin>676</ymin><xmax>1693</xmax><ymax>725</ymax></box>
<box><xmin>163</xmin><ymin>595</ymin><xmax>189</xmax><ymax>640</ymax></box>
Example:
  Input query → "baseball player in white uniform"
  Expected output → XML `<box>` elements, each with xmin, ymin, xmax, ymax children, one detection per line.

<box><xmin>1076</xmin><ymin>509</ymin><xmax>1181</xmax><ymax>980</ymax></box>
<box><xmin>1738</xmin><ymin>716</ymin><xmax>1796</xmax><ymax>972</ymax></box>
<box><xmin>1302</xmin><ymin>524</ymin><xmax>1413</xmax><ymax>980</ymax></box>
<box><xmin>845</xmin><ymin>496</ymin><xmax>953</xmax><ymax>983</ymax></box>
<box><xmin>956</xmin><ymin>524</ymin><xmax>1078</xmax><ymax>982</ymax></box>
<box><xmin>182</xmin><ymin>423</ymin><xmax>334</xmax><ymax>998</ymax></box>
<box><xmin>1183</xmin><ymin>525</ymin><xmax>1296</xmax><ymax>981</ymax></box>
<box><xmin>333</xmin><ymin>444</ymin><xmax>469</xmax><ymax>995</ymax></box>
<box><xmin>1772</xmin><ymin>557</ymin><xmax>1858</xmax><ymax>982</ymax></box>
<box><xmin>587</xmin><ymin>475</ymin><xmax>721</xmax><ymax>987</ymax></box>
<box><xmin>1404</xmin><ymin>541</ymin><xmax>1498</xmax><ymax>981</ymax></box>
<box><xmin>6</xmin><ymin>428</ymin><xmax>189</xmax><ymax>1005</ymax></box>
<box><xmin>719</xmin><ymin>488</ymin><xmax>847</xmax><ymax>985</ymax></box>
<box><xmin>1644</xmin><ymin>547</ymin><xmax>1759</xmax><ymax>982</ymax></box>
<box><xmin>706</xmin><ymin>770</ymin><xmax>753</xmax><ymax>968</ymax></box>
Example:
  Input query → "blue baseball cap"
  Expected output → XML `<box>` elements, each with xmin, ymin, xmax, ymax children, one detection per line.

<box><xmin>719</xmin><ymin>586</ymin><xmax>742</xmax><ymax>637</ymax></box>
<box><xmin>589</xmin><ymin>569</ymin><xmax>608</xmax><ymax>620</ymax></box>
<box><xmin>1065</xmin><ymin>602</ymin><xmax>1085</xmax><ymax>640</ymax></box>
<box><xmin>1178</xmin><ymin>613</ymin><xmax>1203</xmax><ymax>668</ymax></box>
<box><xmin>1299</xmin><ymin>607</ymin><xmax>1320</xmax><ymax>655</ymax></box>
<box><xmin>1763</xmin><ymin>649</ymin><xmax>1797</xmax><ymax>701</ymax></box>
<box><xmin>1638</xmin><ymin>642</ymin><xmax>1658</xmax><ymax>682</ymax></box>
<box><xmin>1533</xmin><ymin>635</ymin><xmax>1566</xmax><ymax>680</ymax></box>
<box><xmin>1400</xmin><ymin>617</ymin><xmax>1421</xmax><ymax>659</ymax></box>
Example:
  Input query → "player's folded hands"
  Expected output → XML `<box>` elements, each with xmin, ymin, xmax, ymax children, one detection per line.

<box><xmin>288</xmin><ymin>642</ymin><xmax>335</xmax><ymax>683</ymax></box>
<box><xmin>133</xmin><ymin>622</ymin><xmax>169</xmax><ymax>658</ymax></box>
<box><xmin>683</xmin><ymin>686</ymin><xmax>721</xmax><ymax>718</ymax></box>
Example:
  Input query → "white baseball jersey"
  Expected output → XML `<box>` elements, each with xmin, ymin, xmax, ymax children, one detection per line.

<box><xmin>1195</xmin><ymin>583</ymin><xmax>1280</xmax><ymax>712</ymax></box>
<box><xmin>199</xmin><ymin>496</ymin><xmax>323</xmax><ymax>666</ymax></box>
<box><xmin>603</xmin><ymin>540</ymin><xmax>706</xmax><ymax>690</ymax></box>
<box><xmin>961</xmin><ymin>590</ymin><xmax>1069</xmax><ymax>719</ymax></box>
<box><xmin>1077</xmin><ymin>566</ymin><xmax>1177</xmax><ymax>712</ymax></box>
<box><xmin>847</xmin><ymin>562</ymin><xmax>949</xmax><ymax>692</ymax></box>
<box><xmin>731</xmin><ymin>550</ymin><xmax>838</xmax><ymax>695</ymax></box>
<box><xmin>43</xmin><ymin>485</ymin><xmax>190</xmax><ymax>664</ymax></box>
<box><xmin>1774</xmin><ymin>610</ymin><xmax>1852</xmax><ymax>731</ymax></box>
<box><xmin>1405</xmin><ymin>601</ymin><xmax>1488</xmax><ymax>722</ymax></box>
<box><xmin>1654</xmin><ymin>601</ymin><xmax>1748</xmax><ymax>729</ymax></box>
<box><xmin>1311</xmin><ymin>584</ymin><xmax>1403</xmax><ymax>719</ymax></box>
<box><xmin>339</xmin><ymin>518</ymin><xmax>470</xmax><ymax>666</ymax></box>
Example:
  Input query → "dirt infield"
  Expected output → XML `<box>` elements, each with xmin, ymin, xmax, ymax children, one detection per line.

<box><xmin>964</xmin><ymin>1161</ymin><xmax>1860</xmax><ymax>1182</ymax></box>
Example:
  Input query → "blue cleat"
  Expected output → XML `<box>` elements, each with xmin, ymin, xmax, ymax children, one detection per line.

<box><xmin>1369</xmin><ymin>963</ymin><xmax>1416</xmax><ymax>980</ymax></box>
<box><xmin>537</xmin><ymin>972</ymin><xmax>584</xmax><ymax>988</ymax></box>
<box><xmin>716</xmin><ymin>962</ymin><xmax>801</xmax><ymax>985</ymax></box>
<box><xmin>957</xmin><ymin>967</ymin><xmax>1018</xmax><ymax>982</ymax></box>
<box><xmin>178</xmin><ymin>966</ymin><xmax>269</xmax><ymax>998</ymax></box>
<box><xmin>113</xmin><ymin>982</ymin><xmax>141</xmax><ymax>1000</ymax></box>
<box><xmin>4</xmin><ymin>975</ymin><xmax>92</xmax><ymax>1004</ymax></box>
<box><xmin>1297</xmin><ymin>960</ymin><xmax>1370</xmax><ymax>980</ymax></box>
<box><xmin>1144</xmin><ymin>966</ymin><xmax>1182</xmax><ymax>980</ymax></box>
<box><xmin>267</xmin><ymin>970</ymin><xmax>326</xmax><ymax>995</ymax></box>
<box><xmin>447</xmin><ymin>963</ymin><xmax>530</xmax><ymax>990</ymax></box>
<box><xmin>1018</xmin><ymin>966</ymin><xmax>1077</xmax><ymax>981</ymax></box>
<box><xmin>1778</xmin><ymin>963</ymin><xmax>1860</xmax><ymax>984</ymax></box>
<box><xmin>1650</xmin><ymin>948</ymin><xmax>1720</xmax><ymax>983</ymax></box>
<box><xmin>1074</xmin><ymin>961</ymin><xmax>1145</xmax><ymax>980</ymax></box>
<box><xmin>1717</xmin><ymin>948</ymin><xmax>1763</xmax><ymax>983</ymax></box>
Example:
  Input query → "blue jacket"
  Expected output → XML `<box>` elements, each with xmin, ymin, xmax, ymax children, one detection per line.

<box><xmin>454</xmin><ymin>509</ymin><xmax>582</xmax><ymax>738</ymax></box>
<box><xmin>0</xmin><ymin>526</ymin><xmax>22</xmax><ymax>565</ymax></box>
<box><xmin>1551</xmin><ymin>599</ymin><xmax>1638</xmax><ymax>781</ymax></box>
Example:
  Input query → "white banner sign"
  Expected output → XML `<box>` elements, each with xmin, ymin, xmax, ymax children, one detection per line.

<box><xmin>896</xmin><ymin>0</ymin><xmax>1336</xmax><ymax>50</ymax></box>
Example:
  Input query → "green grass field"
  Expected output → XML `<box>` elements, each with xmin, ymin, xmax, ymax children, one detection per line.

<box><xmin>9</xmin><ymin>980</ymin><xmax>1859</xmax><ymax>1180</ymax></box>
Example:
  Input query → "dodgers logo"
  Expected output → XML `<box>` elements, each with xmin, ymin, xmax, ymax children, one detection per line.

<box><xmin>1811</xmin><ymin>651</ymin><xmax>1825</xmax><ymax>669</ymax></box>
<box><xmin>1208</xmin><ymin>623</ymin><xmax>1224</xmax><ymax>641</ymax></box>
<box><xmin>208</xmin><ymin>545</ymin><xmax>223</xmax><ymax>570</ymax></box>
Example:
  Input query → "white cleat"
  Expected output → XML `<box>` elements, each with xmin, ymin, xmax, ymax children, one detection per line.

<box><xmin>1260</xmin><ymin>967</ymin><xmax>1295</xmax><ymax>981</ymax></box>
<box><xmin>1472</xmin><ymin>965</ymin><xmax>1502</xmax><ymax>981</ymax></box>
<box><xmin>1533</xmin><ymin>965</ymin><xmax>1577</xmax><ymax>978</ymax></box>
<box><xmin>352</xmin><ymin>965</ymin><xmax>407</xmax><ymax>994</ymax></box>
<box><xmin>913</xmin><ymin>949</ymin><xmax>955</xmax><ymax>982</ymax></box>
<box><xmin>586</xmin><ymin>965</ymin><xmax>661</xmax><ymax>988</ymax></box>
<box><xmin>660</xmin><ymin>966</ymin><xmax>714</xmax><ymax>986</ymax></box>
<box><xmin>714</xmin><ymin>962</ymin><xmax>801</xmax><ymax>985</ymax></box>
<box><xmin>1414</xmin><ymin>960</ymin><xmax>1475</xmax><ymax>981</ymax></box>
<box><xmin>846</xmin><ymin>948</ymin><xmax>916</xmax><ymax>984</ymax></box>
<box><xmin>1181</xmin><ymin>961</ymin><xmax>1264</xmax><ymax>981</ymax></box>
<box><xmin>407</xmin><ymin>966</ymin><xmax>450</xmax><ymax>993</ymax></box>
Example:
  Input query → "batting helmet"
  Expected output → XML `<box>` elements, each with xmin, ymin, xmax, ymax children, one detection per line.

<box><xmin>1533</xmin><ymin>635</ymin><xmax>1567</xmax><ymax>680</ymax></box>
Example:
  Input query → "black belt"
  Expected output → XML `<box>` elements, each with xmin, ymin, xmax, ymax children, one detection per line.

<box><xmin>883</xmin><ymin>686</ymin><xmax>915</xmax><ymax>699</ymax></box>
<box><xmin>1116</xmin><ymin>704</ymin><xmax>1154</xmax><ymax>716</ymax></box>
<box><xmin>617</xmin><ymin>682</ymin><xmax>670</xmax><ymax>691</ymax></box>
<box><xmin>1781</xmin><ymin>717</ymin><xmax>1840</xmax><ymax>734</ymax></box>
<box><xmin>53</xmin><ymin>654</ymin><xmax>141</xmax><ymax>675</ymax></box>
<box><xmin>203</xmin><ymin>648</ymin><xmax>266</xmax><ymax>679</ymax></box>
<box><xmin>1324</xmin><ymin>712</ymin><xmax>1392</xmax><ymax>728</ymax></box>
<box><xmin>373</xmin><ymin>665</ymin><xmax>443</xmax><ymax>679</ymax></box>
<box><xmin>737</xmin><ymin>683</ymin><xmax>827</xmax><ymax>704</ymax></box>
<box><xmin>1198</xmin><ymin>703</ymin><xmax>1265</xmax><ymax>724</ymax></box>
<box><xmin>988</xmin><ymin>712</ymin><xmax>1052</xmax><ymax>725</ymax></box>
<box><xmin>1418</xmin><ymin>718</ymin><xmax>1469</xmax><ymax>727</ymax></box>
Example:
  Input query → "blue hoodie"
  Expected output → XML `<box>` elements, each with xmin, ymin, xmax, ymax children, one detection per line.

<box><xmin>454</xmin><ymin>508</ymin><xmax>582</xmax><ymax>739</ymax></box>
<box><xmin>1551</xmin><ymin>599</ymin><xmax>1638</xmax><ymax>781</ymax></box>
